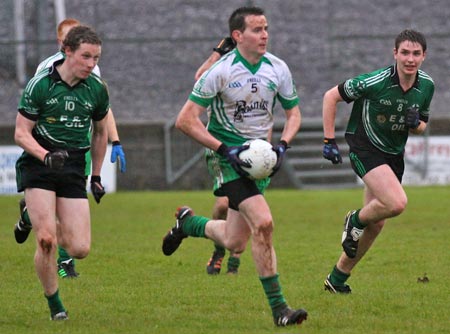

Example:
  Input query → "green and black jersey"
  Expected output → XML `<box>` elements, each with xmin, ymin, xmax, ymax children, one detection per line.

<box><xmin>18</xmin><ymin>59</ymin><xmax>109</xmax><ymax>151</ymax></box>
<box><xmin>339</xmin><ymin>65</ymin><xmax>434</xmax><ymax>154</ymax></box>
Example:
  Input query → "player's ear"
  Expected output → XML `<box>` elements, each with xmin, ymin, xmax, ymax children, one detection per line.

<box><xmin>231</xmin><ymin>30</ymin><xmax>242</xmax><ymax>43</ymax></box>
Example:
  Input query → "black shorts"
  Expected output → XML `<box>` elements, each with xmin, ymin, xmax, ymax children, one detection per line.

<box><xmin>346</xmin><ymin>134</ymin><xmax>404</xmax><ymax>182</ymax></box>
<box><xmin>15</xmin><ymin>151</ymin><xmax>88</xmax><ymax>198</ymax></box>
<box><xmin>217</xmin><ymin>177</ymin><xmax>261</xmax><ymax>211</ymax></box>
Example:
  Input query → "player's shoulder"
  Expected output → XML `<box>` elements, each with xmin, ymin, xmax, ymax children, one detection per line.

<box><xmin>418</xmin><ymin>69</ymin><xmax>434</xmax><ymax>85</ymax></box>
<box><xmin>35</xmin><ymin>51</ymin><xmax>64</xmax><ymax>75</ymax></box>
<box><xmin>24</xmin><ymin>69</ymin><xmax>51</xmax><ymax>93</ymax></box>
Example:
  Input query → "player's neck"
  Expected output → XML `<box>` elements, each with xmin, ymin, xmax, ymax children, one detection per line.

<box><xmin>56</xmin><ymin>63</ymin><xmax>81</xmax><ymax>87</ymax></box>
<box><xmin>398</xmin><ymin>72</ymin><xmax>416</xmax><ymax>92</ymax></box>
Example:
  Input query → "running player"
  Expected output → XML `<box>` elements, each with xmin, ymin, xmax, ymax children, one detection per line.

<box><xmin>322</xmin><ymin>29</ymin><xmax>434</xmax><ymax>293</ymax></box>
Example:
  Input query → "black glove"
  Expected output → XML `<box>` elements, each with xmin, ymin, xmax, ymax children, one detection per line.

<box><xmin>213</xmin><ymin>37</ymin><xmax>236</xmax><ymax>56</ymax></box>
<box><xmin>44</xmin><ymin>150</ymin><xmax>69</xmax><ymax>169</ymax></box>
<box><xmin>270</xmin><ymin>140</ymin><xmax>289</xmax><ymax>177</ymax></box>
<box><xmin>405</xmin><ymin>106</ymin><xmax>420</xmax><ymax>129</ymax></box>
<box><xmin>217</xmin><ymin>143</ymin><xmax>251</xmax><ymax>177</ymax></box>
<box><xmin>323</xmin><ymin>138</ymin><xmax>343</xmax><ymax>164</ymax></box>
<box><xmin>90</xmin><ymin>175</ymin><xmax>105</xmax><ymax>204</ymax></box>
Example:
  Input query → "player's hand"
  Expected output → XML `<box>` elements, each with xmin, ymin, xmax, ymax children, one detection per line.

<box><xmin>44</xmin><ymin>150</ymin><xmax>69</xmax><ymax>169</ymax></box>
<box><xmin>110</xmin><ymin>141</ymin><xmax>126</xmax><ymax>173</ymax></box>
<box><xmin>213</xmin><ymin>37</ymin><xmax>236</xmax><ymax>56</ymax></box>
<box><xmin>90</xmin><ymin>175</ymin><xmax>105</xmax><ymax>204</ymax></box>
<box><xmin>405</xmin><ymin>106</ymin><xmax>420</xmax><ymax>129</ymax></box>
<box><xmin>217</xmin><ymin>143</ymin><xmax>251</xmax><ymax>177</ymax></box>
<box><xmin>270</xmin><ymin>140</ymin><xmax>289</xmax><ymax>177</ymax></box>
<box><xmin>323</xmin><ymin>138</ymin><xmax>342</xmax><ymax>164</ymax></box>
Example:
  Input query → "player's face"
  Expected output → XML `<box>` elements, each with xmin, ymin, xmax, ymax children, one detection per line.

<box><xmin>394</xmin><ymin>41</ymin><xmax>426</xmax><ymax>77</ymax></box>
<box><xmin>65</xmin><ymin>43</ymin><xmax>101</xmax><ymax>79</ymax></box>
<box><xmin>234</xmin><ymin>15</ymin><xmax>268</xmax><ymax>62</ymax></box>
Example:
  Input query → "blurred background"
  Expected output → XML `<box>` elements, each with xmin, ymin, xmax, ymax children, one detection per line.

<box><xmin>1</xmin><ymin>0</ymin><xmax>449</xmax><ymax>191</ymax></box>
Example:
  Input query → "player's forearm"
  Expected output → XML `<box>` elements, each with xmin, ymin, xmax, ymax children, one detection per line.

<box><xmin>106</xmin><ymin>109</ymin><xmax>120</xmax><ymax>142</ymax></box>
<box><xmin>280</xmin><ymin>106</ymin><xmax>301</xmax><ymax>144</ymax></box>
<box><xmin>322</xmin><ymin>87</ymin><xmax>341</xmax><ymax>138</ymax></box>
<box><xmin>90</xmin><ymin>124</ymin><xmax>108</xmax><ymax>175</ymax></box>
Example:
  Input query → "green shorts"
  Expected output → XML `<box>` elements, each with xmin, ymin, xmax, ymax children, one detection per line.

<box><xmin>15</xmin><ymin>151</ymin><xmax>88</xmax><ymax>198</ymax></box>
<box><xmin>205</xmin><ymin>148</ymin><xmax>271</xmax><ymax>196</ymax></box>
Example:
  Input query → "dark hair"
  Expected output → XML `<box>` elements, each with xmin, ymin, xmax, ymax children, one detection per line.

<box><xmin>395</xmin><ymin>29</ymin><xmax>427</xmax><ymax>52</ymax></box>
<box><xmin>229</xmin><ymin>6</ymin><xmax>265</xmax><ymax>34</ymax></box>
<box><xmin>63</xmin><ymin>25</ymin><xmax>102</xmax><ymax>52</ymax></box>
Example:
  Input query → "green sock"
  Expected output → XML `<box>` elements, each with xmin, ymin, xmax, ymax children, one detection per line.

<box><xmin>260</xmin><ymin>274</ymin><xmax>287</xmax><ymax>317</ymax></box>
<box><xmin>181</xmin><ymin>215</ymin><xmax>209</xmax><ymax>238</ymax></box>
<box><xmin>22</xmin><ymin>208</ymin><xmax>32</xmax><ymax>227</ymax></box>
<box><xmin>57</xmin><ymin>247</ymin><xmax>74</xmax><ymax>265</ymax></box>
<box><xmin>352</xmin><ymin>209</ymin><xmax>366</xmax><ymax>229</ymax></box>
<box><xmin>45</xmin><ymin>289</ymin><xmax>66</xmax><ymax>316</ymax></box>
<box><xmin>329</xmin><ymin>265</ymin><xmax>350</xmax><ymax>286</ymax></box>
<box><xmin>215</xmin><ymin>244</ymin><xmax>225</xmax><ymax>254</ymax></box>
<box><xmin>227</xmin><ymin>256</ymin><xmax>240</xmax><ymax>271</ymax></box>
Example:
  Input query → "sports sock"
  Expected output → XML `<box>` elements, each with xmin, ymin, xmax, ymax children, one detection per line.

<box><xmin>214</xmin><ymin>244</ymin><xmax>226</xmax><ymax>254</ymax></box>
<box><xmin>57</xmin><ymin>247</ymin><xmax>74</xmax><ymax>265</ymax></box>
<box><xmin>227</xmin><ymin>256</ymin><xmax>240</xmax><ymax>271</ymax></box>
<box><xmin>22</xmin><ymin>207</ymin><xmax>32</xmax><ymax>227</ymax></box>
<box><xmin>329</xmin><ymin>265</ymin><xmax>350</xmax><ymax>286</ymax></box>
<box><xmin>352</xmin><ymin>209</ymin><xmax>366</xmax><ymax>229</ymax></box>
<box><xmin>45</xmin><ymin>289</ymin><xmax>66</xmax><ymax>316</ymax></box>
<box><xmin>181</xmin><ymin>215</ymin><xmax>209</xmax><ymax>238</ymax></box>
<box><xmin>260</xmin><ymin>273</ymin><xmax>287</xmax><ymax>317</ymax></box>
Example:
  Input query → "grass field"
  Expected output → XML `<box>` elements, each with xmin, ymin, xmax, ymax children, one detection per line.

<box><xmin>0</xmin><ymin>186</ymin><xmax>449</xmax><ymax>334</ymax></box>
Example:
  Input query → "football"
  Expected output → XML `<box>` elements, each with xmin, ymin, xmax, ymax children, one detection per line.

<box><xmin>239</xmin><ymin>139</ymin><xmax>277</xmax><ymax>180</ymax></box>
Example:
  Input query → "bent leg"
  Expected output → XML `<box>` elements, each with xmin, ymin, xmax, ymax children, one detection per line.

<box><xmin>56</xmin><ymin>197</ymin><xmax>91</xmax><ymax>259</ymax></box>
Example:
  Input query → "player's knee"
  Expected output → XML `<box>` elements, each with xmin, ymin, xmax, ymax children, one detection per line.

<box><xmin>38</xmin><ymin>234</ymin><xmax>57</xmax><ymax>254</ymax></box>
<box><xmin>252</xmin><ymin>216</ymin><xmax>274</xmax><ymax>239</ymax></box>
<box><xmin>388</xmin><ymin>195</ymin><xmax>407</xmax><ymax>217</ymax></box>
<box><xmin>69</xmin><ymin>244</ymin><xmax>90</xmax><ymax>259</ymax></box>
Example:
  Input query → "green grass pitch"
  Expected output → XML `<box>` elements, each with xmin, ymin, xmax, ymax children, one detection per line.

<box><xmin>0</xmin><ymin>186</ymin><xmax>448</xmax><ymax>333</ymax></box>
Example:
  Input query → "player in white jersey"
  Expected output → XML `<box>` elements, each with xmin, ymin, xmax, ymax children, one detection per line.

<box><xmin>13</xmin><ymin>18</ymin><xmax>126</xmax><ymax>278</ymax></box>
<box><xmin>162</xmin><ymin>7</ymin><xmax>307</xmax><ymax>327</ymax></box>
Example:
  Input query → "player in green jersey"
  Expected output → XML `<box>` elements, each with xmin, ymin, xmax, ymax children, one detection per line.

<box><xmin>321</xmin><ymin>29</ymin><xmax>434</xmax><ymax>293</ymax></box>
<box><xmin>162</xmin><ymin>7</ymin><xmax>307</xmax><ymax>327</ymax></box>
<box><xmin>13</xmin><ymin>18</ymin><xmax>126</xmax><ymax>279</ymax></box>
<box><xmin>14</xmin><ymin>25</ymin><xmax>109</xmax><ymax>320</ymax></box>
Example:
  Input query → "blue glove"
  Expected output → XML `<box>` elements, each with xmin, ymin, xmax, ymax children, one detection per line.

<box><xmin>405</xmin><ymin>106</ymin><xmax>420</xmax><ymax>129</ymax></box>
<box><xmin>90</xmin><ymin>175</ymin><xmax>105</xmax><ymax>204</ymax></box>
<box><xmin>270</xmin><ymin>140</ymin><xmax>289</xmax><ymax>177</ymax></box>
<box><xmin>110</xmin><ymin>141</ymin><xmax>126</xmax><ymax>173</ymax></box>
<box><xmin>323</xmin><ymin>138</ymin><xmax>342</xmax><ymax>164</ymax></box>
<box><xmin>217</xmin><ymin>143</ymin><xmax>251</xmax><ymax>177</ymax></box>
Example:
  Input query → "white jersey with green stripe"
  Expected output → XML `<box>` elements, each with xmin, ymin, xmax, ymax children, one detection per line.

<box><xmin>35</xmin><ymin>51</ymin><xmax>101</xmax><ymax>77</ymax></box>
<box><xmin>339</xmin><ymin>65</ymin><xmax>434</xmax><ymax>154</ymax></box>
<box><xmin>189</xmin><ymin>49</ymin><xmax>299</xmax><ymax>146</ymax></box>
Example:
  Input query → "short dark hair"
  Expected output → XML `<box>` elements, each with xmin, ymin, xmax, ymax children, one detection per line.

<box><xmin>63</xmin><ymin>25</ymin><xmax>102</xmax><ymax>52</ymax></box>
<box><xmin>395</xmin><ymin>29</ymin><xmax>427</xmax><ymax>52</ymax></box>
<box><xmin>229</xmin><ymin>6</ymin><xmax>265</xmax><ymax>34</ymax></box>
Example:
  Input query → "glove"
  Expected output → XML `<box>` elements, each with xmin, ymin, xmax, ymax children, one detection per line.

<box><xmin>44</xmin><ymin>150</ymin><xmax>69</xmax><ymax>169</ymax></box>
<box><xmin>217</xmin><ymin>143</ymin><xmax>251</xmax><ymax>177</ymax></box>
<box><xmin>323</xmin><ymin>138</ymin><xmax>342</xmax><ymax>164</ymax></box>
<box><xmin>110</xmin><ymin>141</ymin><xmax>126</xmax><ymax>173</ymax></box>
<box><xmin>405</xmin><ymin>106</ymin><xmax>420</xmax><ymax>129</ymax></box>
<box><xmin>90</xmin><ymin>175</ymin><xmax>105</xmax><ymax>204</ymax></box>
<box><xmin>213</xmin><ymin>37</ymin><xmax>236</xmax><ymax>56</ymax></box>
<box><xmin>270</xmin><ymin>140</ymin><xmax>289</xmax><ymax>177</ymax></box>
